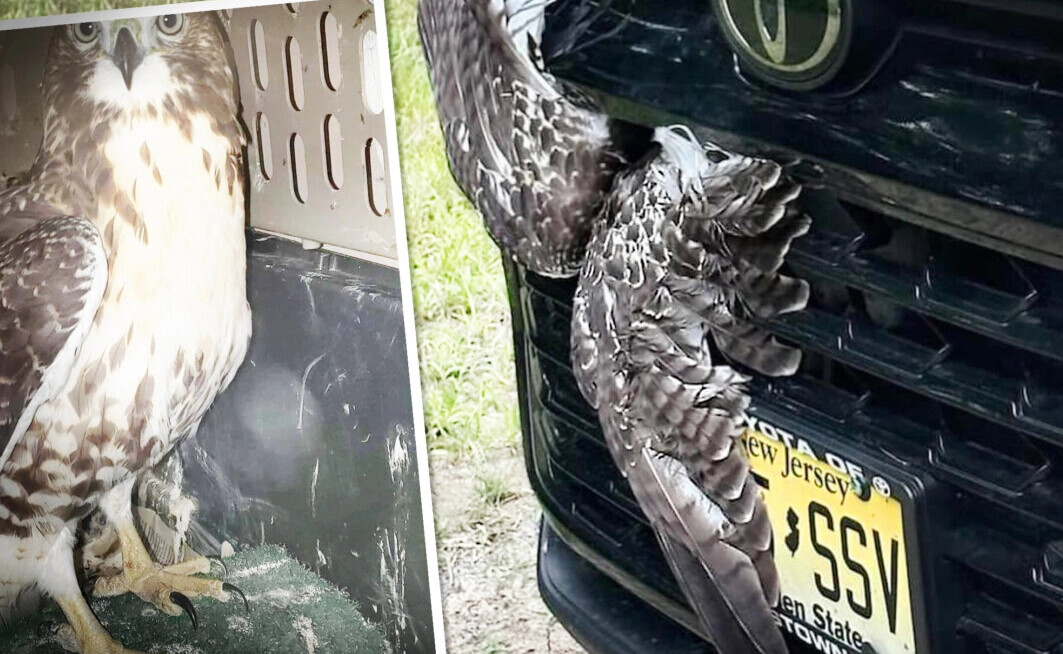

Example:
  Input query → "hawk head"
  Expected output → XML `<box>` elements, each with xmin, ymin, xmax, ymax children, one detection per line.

<box><xmin>26</xmin><ymin>11</ymin><xmax>244</xmax><ymax>216</ymax></box>
<box><xmin>40</xmin><ymin>12</ymin><xmax>238</xmax><ymax>127</ymax></box>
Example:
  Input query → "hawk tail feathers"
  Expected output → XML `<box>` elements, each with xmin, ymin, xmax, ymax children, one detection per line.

<box><xmin>659</xmin><ymin>536</ymin><xmax>788</xmax><ymax>654</ymax></box>
<box><xmin>618</xmin><ymin>437</ymin><xmax>786</xmax><ymax>654</ymax></box>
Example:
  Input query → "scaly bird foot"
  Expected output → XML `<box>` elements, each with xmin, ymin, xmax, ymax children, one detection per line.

<box><xmin>91</xmin><ymin>556</ymin><xmax>247</xmax><ymax>628</ymax></box>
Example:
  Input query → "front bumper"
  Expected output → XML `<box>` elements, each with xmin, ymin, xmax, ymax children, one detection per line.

<box><xmin>537</xmin><ymin>517</ymin><xmax>712</xmax><ymax>654</ymax></box>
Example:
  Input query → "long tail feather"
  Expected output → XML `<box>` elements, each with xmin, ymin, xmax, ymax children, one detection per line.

<box><xmin>621</xmin><ymin>443</ymin><xmax>787</xmax><ymax>654</ymax></box>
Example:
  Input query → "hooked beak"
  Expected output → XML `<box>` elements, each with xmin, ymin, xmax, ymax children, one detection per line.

<box><xmin>112</xmin><ymin>27</ymin><xmax>144</xmax><ymax>90</ymax></box>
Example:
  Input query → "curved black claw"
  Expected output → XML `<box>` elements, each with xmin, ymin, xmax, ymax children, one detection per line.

<box><xmin>224</xmin><ymin>582</ymin><xmax>250</xmax><ymax>613</ymax></box>
<box><xmin>207</xmin><ymin>555</ymin><xmax>228</xmax><ymax>576</ymax></box>
<box><xmin>170</xmin><ymin>591</ymin><xmax>198</xmax><ymax>630</ymax></box>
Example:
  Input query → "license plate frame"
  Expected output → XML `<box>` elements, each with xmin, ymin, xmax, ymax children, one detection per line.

<box><xmin>740</xmin><ymin>406</ymin><xmax>930</xmax><ymax>654</ymax></box>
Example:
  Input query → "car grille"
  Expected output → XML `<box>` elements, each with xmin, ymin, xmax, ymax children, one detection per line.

<box><xmin>524</xmin><ymin>2</ymin><xmax>1063</xmax><ymax>652</ymax></box>
<box><xmin>509</xmin><ymin>182</ymin><xmax>1063</xmax><ymax>653</ymax></box>
<box><xmin>771</xmin><ymin>189</ymin><xmax>1063</xmax><ymax>654</ymax></box>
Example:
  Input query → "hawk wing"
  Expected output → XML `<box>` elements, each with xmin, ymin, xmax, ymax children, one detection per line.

<box><xmin>0</xmin><ymin>198</ymin><xmax>107</xmax><ymax>471</ymax></box>
<box><xmin>571</xmin><ymin>128</ymin><xmax>809</xmax><ymax>654</ymax></box>
<box><xmin>417</xmin><ymin>0</ymin><xmax>650</xmax><ymax>277</ymax></box>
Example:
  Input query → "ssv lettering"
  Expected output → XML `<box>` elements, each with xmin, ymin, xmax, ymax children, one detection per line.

<box><xmin>808</xmin><ymin>501</ymin><xmax>902</xmax><ymax>634</ymax></box>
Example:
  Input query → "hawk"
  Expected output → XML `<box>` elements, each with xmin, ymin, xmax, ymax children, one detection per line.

<box><xmin>419</xmin><ymin>2</ymin><xmax>809</xmax><ymax>652</ymax></box>
<box><xmin>0</xmin><ymin>13</ymin><xmax>250</xmax><ymax>654</ymax></box>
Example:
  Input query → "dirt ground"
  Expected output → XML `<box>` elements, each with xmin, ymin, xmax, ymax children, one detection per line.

<box><xmin>430</xmin><ymin>447</ymin><xmax>586</xmax><ymax>654</ymax></box>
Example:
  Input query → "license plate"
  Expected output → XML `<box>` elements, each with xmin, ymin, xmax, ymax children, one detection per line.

<box><xmin>741</xmin><ymin>421</ymin><xmax>917</xmax><ymax>654</ymax></box>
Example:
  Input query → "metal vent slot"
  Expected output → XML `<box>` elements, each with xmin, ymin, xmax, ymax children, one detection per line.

<box><xmin>320</xmin><ymin>12</ymin><xmax>342</xmax><ymax>92</ymax></box>
<box><xmin>365</xmin><ymin>137</ymin><xmax>388</xmax><ymax>216</ymax></box>
<box><xmin>249</xmin><ymin>19</ymin><xmax>268</xmax><ymax>90</ymax></box>
<box><xmin>255</xmin><ymin>113</ymin><xmax>273</xmax><ymax>180</ymax></box>
<box><xmin>323</xmin><ymin>114</ymin><xmax>344</xmax><ymax>190</ymax></box>
<box><xmin>284</xmin><ymin>36</ymin><xmax>305</xmax><ymax>111</ymax></box>
<box><xmin>771</xmin><ymin>294</ymin><xmax>1063</xmax><ymax>449</ymax></box>
<box><xmin>361</xmin><ymin>30</ymin><xmax>384</xmax><ymax>115</ymax></box>
<box><xmin>789</xmin><ymin>200</ymin><xmax>1063</xmax><ymax>363</ymax></box>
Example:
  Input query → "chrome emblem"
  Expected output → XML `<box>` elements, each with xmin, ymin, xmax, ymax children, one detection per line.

<box><xmin>716</xmin><ymin>0</ymin><xmax>845</xmax><ymax>82</ymax></box>
<box><xmin>754</xmin><ymin>0</ymin><xmax>789</xmax><ymax>66</ymax></box>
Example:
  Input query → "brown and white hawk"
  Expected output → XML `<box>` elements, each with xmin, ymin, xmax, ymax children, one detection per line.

<box><xmin>0</xmin><ymin>13</ymin><xmax>250</xmax><ymax>654</ymax></box>
<box><xmin>419</xmin><ymin>2</ymin><xmax>810</xmax><ymax>652</ymax></box>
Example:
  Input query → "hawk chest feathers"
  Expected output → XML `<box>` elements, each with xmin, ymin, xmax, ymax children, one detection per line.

<box><xmin>5</xmin><ymin>111</ymin><xmax>250</xmax><ymax>525</ymax></box>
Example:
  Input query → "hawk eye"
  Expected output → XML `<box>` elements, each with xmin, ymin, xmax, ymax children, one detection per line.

<box><xmin>156</xmin><ymin>14</ymin><xmax>185</xmax><ymax>36</ymax></box>
<box><xmin>73</xmin><ymin>22</ymin><xmax>100</xmax><ymax>44</ymax></box>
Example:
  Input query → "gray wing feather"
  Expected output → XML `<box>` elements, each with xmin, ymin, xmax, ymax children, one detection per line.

<box><xmin>0</xmin><ymin>200</ymin><xmax>107</xmax><ymax>471</ymax></box>
<box><xmin>571</xmin><ymin>131</ymin><xmax>809</xmax><ymax>654</ymax></box>
<box><xmin>417</xmin><ymin>0</ymin><xmax>642</xmax><ymax>277</ymax></box>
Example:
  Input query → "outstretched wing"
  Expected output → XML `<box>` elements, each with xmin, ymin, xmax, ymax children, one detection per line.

<box><xmin>0</xmin><ymin>199</ymin><xmax>107</xmax><ymax>471</ymax></box>
<box><xmin>572</xmin><ymin>131</ymin><xmax>808</xmax><ymax>654</ymax></box>
<box><xmin>417</xmin><ymin>0</ymin><xmax>649</xmax><ymax>277</ymax></box>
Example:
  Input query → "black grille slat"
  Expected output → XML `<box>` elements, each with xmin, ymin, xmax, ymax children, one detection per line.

<box><xmin>757</xmin><ymin>371</ymin><xmax>871</xmax><ymax>425</ymax></box>
<box><xmin>929</xmin><ymin>432</ymin><xmax>1050</xmax><ymax>499</ymax></box>
<box><xmin>777</xmin><ymin>184</ymin><xmax>1063</xmax><ymax>652</ymax></box>
<box><xmin>769</xmin><ymin>194</ymin><xmax>1063</xmax><ymax>459</ymax></box>
<box><xmin>947</xmin><ymin>526</ymin><xmax>1063</xmax><ymax>609</ymax></box>
<box><xmin>772</xmin><ymin>307</ymin><xmax>950</xmax><ymax>378</ymax></box>
<box><xmin>539</xmin><ymin>413</ymin><xmax>641</xmax><ymax>518</ymax></box>
<box><xmin>770</xmin><ymin>307</ymin><xmax>1063</xmax><ymax>452</ymax></box>
<box><xmin>788</xmin><ymin>197</ymin><xmax>1063</xmax><ymax>364</ymax></box>
<box><xmin>925</xmin><ymin>256</ymin><xmax>1039</xmax><ymax>324</ymax></box>
<box><xmin>956</xmin><ymin>595</ymin><xmax>1063</xmax><ymax>654</ymax></box>
<box><xmin>533</xmin><ymin>345</ymin><xmax>600</xmax><ymax>428</ymax></box>
<box><xmin>756</xmin><ymin>367</ymin><xmax>1063</xmax><ymax>533</ymax></box>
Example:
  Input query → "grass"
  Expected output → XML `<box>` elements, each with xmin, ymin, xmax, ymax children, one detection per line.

<box><xmin>475</xmin><ymin>472</ymin><xmax>518</xmax><ymax>506</ymax></box>
<box><xmin>7</xmin><ymin>0</ymin><xmax>520</xmax><ymax>460</ymax></box>
<box><xmin>384</xmin><ymin>0</ymin><xmax>520</xmax><ymax>458</ymax></box>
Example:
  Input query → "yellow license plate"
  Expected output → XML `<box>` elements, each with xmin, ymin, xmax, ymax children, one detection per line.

<box><xmin>741</xmin><ymin>422</ymin><xmax>917</xmax><ymax>654</ymax></box>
